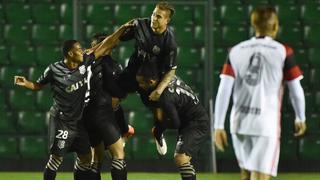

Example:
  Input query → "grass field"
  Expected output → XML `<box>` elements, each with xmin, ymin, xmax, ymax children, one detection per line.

<box><xmin>1</xmin><ymin>172</ymin><xmax>320</xmax><ymax>180</ymax></box>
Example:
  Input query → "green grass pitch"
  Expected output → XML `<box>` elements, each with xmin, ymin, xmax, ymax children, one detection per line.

<box><xmin>1</xmin><ymin>172</ymin><xmax>320</xmax><ymax>180</ymax></box>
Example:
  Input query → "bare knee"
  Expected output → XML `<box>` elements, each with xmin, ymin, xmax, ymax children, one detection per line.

<box><xmin>77</xmin><ymin>152</ymin><xmax>92</xmax><ymax>165</ymax></box>
<box><xmin>174</xmin><ymin>153</ymin><xmax>191</xmax><ymax>167</ymax></box>
<box><xmin>108</xmin><ymin>138</ymin><xmax>125</xmax><ymax>159</ymax></box>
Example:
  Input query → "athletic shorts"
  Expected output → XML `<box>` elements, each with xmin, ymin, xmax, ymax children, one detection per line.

<box><xmin>175</xmin><ymin>120</ymin><xmax>209</xmax><ymax>157</ymax></box>
<box><xmin>48</xmin><ymin>115</ymin><xmax>91</xmax><ymax>157</ymax></box>
<box><xmin>83</xmin><ymin>104</ymin><xmax>121</xmax><ymax>147</ymax></box>
<box><xmin>231</xmin><ymin>134</ymin><xmax>280</xmax><ymax>177</ymax></box>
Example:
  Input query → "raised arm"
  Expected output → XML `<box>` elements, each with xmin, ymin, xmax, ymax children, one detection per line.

<box><xmin>149</xmin><ymin>46</ymin><xmax>177</xmax><ymax>101</ymax></box>
<box><xmin>90</xmin><ymin>21</ymin><xmax>135</xmax><ymax>59</ymax></box>
<box><xmin>14</xmin><ymin>76</ymin><xmax>43</xmax><ymax>91</ymax></box>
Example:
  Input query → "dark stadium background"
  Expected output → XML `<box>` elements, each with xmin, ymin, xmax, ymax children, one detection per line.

<box><xmin>0</xmin><ymin>0</ymin><xmax>319</xmax><ymax>175</ymax></box>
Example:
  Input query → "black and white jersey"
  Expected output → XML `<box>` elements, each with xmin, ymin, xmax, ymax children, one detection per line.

<box><xmin>120</xmin><ymin>18</ymin><xmax>177</xmax><ymax>75</ymax></box>
<box><xmin>89</xmin><ymin>55</ymin><xmax>126</xmax><ymax>106</ymax></box>
<box><xmin>37</xmin><ymin>54</ymin><xmax>95</xmax><ymax>126</ymax></box>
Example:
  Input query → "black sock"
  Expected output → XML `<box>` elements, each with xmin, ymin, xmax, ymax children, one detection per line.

<box><xmin>115</xmin><ymin>106</ymin><xmax>129</xmax><ymax>134</ymax></box>
<box><xmin>44</xmin><ymin>168</ymin><xmax>56</xmax><ymax>180</ymax></box>
<box><xmin>74</xmin><ymin>169</ymin><xmax>95</xmax><ymax>180</ymax></box>
<box><xmin>111</xmin><ymin>159</ymin><xmax>127</xmax><ymax>180</ymax></box>
<box><xmin>74</xmin><ymin>158</ymin><xmax>94</xmax><ymax>180</ymax></box>
<box><xmin>179</xmin><ymin>163</ymin><xmax>196</xmax><ymax>180</ymax></box>
<box><xmin>91</xmin><ymin>162</ymin><xmax>101</xmax><ymax>180</ymax></box>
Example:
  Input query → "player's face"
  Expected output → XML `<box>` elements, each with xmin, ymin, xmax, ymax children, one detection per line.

<box><xmin>70</xmin><ymin>42</ymin><xmax>84</xmax><ymax>63</ymax></box>
<box><xmin>151</xmin><ymin>7</ymin><xmax>170</xmax><ymax>31</ymax></box>
<box><xmin>136</xmin><ymin>76</ymin><xmax>158</xmax><ymax>90</ymax></box>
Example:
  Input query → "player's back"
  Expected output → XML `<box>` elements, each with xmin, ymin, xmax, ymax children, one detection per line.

<box><xmin>228</xmin><ymin>36</ymin><xmax>288</xmax><ymax>137</ymax></box>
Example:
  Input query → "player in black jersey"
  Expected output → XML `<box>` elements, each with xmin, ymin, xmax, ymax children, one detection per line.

<box><xmin>136</xmin><ymin>61</ymin><xmax>210</xmax><ymax>180</ymax></box>
<box><xmin>83</xmin><ymin>33</ymin><xmax>134</xmax><ymax>180</ymax></box>
<box><xmin>118</xmin><ymin>1</ymin><xmax>177</xmax><ymax>101</ymax></box>
<box><xmin>14</xmin><ymin>22</ymin><xmax>133</xmax><ymax>180</ymax></box>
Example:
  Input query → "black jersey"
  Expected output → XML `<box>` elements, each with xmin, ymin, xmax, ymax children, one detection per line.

<box><xmin>89</xmin><ymin>55</ymin><xmax>126</xmax><ymax>106</ymax></box>
<box><xmin>120</xmin><ymin>18</ymin><xmax>177</xmax><ymax>76</ymax></box>
<box><xmin>139</xmin><ymin>76</ymin><xmax>208</xmax><ymax>129</ymax></box>
<box><xmin>37</xmin><ymin>54</ymin><xmax>94</xmax><ymax>126</ymax></box>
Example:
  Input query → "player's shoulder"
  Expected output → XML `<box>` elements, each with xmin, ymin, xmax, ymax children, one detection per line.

<box><xmin>136</xmin><ymin>18</ymin><xmax>150</xmax><ymax>25</ymax></box>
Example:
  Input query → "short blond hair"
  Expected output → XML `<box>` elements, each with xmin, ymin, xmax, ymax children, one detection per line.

<box><xmin>251</xmin><ymin>6</ymin><xmax>278</xmax><ymax>34</ymax></box>
<box><xmin>156</xmin><ymin>1</ymin><xmax>175</xmax><ymax>18</ymax></box>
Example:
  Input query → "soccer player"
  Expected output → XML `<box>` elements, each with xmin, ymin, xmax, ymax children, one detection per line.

<box><xmin>136</xmin><ymin>60</ymin><xmax>210</xmax><ymax>180</ymax></box>
<box><xmin>83</xmin><ymin>33</ymin><xmax>134</xmax><ymax>180</ymax></box>
<box><xmin>213</xmin><ymin>7</ymin><xmax>306</xmax><ymax>180</ymax></box>
<box><xmin>118</xmin><ymin>1</ymin><xmax>177</xmax><ymax>101</ymax></box>
<box><xmin>14</xmin><ymin>22</ymin><xmax>133</xmax><ymax>180</ymax></box>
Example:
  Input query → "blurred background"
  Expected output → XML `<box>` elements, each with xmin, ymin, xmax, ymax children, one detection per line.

<box><xmin>0</xmin><ymin>0</ymin><xmax>319</xmax><ymax>173</ymax></box>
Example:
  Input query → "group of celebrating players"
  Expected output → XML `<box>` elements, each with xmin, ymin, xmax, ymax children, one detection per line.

<box><xmin>13</xmin><ymin>1</ymin><xmax>307</xmax><ymax>180</ymax></box>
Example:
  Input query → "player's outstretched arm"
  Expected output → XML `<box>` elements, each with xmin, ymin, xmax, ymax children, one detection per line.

<box><xmin>149</xmin><ymin>69</ymin><xmax>175</xmax><ymax>101</ymax></box>
<box><xmin>14</xmin><ymin>76</ymin><xmax>42</xmax><ymax>91</ymax></box>
<box><xmin>92</xmin><ymin>20</ymin><xmax>135</xmax><ymax>59</ymax></box>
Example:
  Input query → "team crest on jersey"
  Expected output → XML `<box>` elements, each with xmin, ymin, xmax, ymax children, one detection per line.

<box><xmin>57</xmin><ymin>140</ymin><xmax>65</xmax><ymax>149</ymax></box>
<box><xmin>79</xmin><ymin>65</ymin><xmax>86</xmax><ymax>74</ymax></box>
<box><xmin>152</xmin><ymin>45</ymin><xmax>161</xmax><ymax>55</ymax></box>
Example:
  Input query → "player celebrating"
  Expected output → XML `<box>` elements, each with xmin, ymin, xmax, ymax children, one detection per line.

<box><xmin>14</xmin><ymin>22</ymin><xmax>133</xmax><ymax>180</ymax></box>
<box><xmin>213</xmin><ymin>7</ymin><xmax>306</xmax><ymax>180</ymax></box>
<box><xmin>118</xmin><ymin>1</ymin><xmax>177</xmax><ymax>101</ymax></box>
<box><xmin>83</xmin><ymin>33</ymin><xmax>134</xmax><ymax>180</ymax></box>
<box><xmin>136</xmin><ymin>60</ymin><xmax>210</xmax><ymax>180</ymax></box>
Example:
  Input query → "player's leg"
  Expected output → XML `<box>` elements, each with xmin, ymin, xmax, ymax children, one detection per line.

<box><xmin>44</xmin><ymin>116</ymin><xmax>68</xmax><ymax>180</ymax></box>
<box><xmin>175</xmin><ymin>120</ymin><xmax>209</xmax><ymax>180</ymax></box>
<box><xmin>72</xmin><ymin>121</ymin><xmax>95</xmax><ymax>180</ymax></box>
<box><xmin>74</xmin><ymin>152</ymin><xmax>93</xmax><ymax>180</ymax></box>
<box><xmin>240</xmin><ymin>169</ymin><xmax>250</xmax><ymax>180</ymax></box>
<box><xmin>251</xmin><ymin>171</ymin><xmax>271</xmax><ymax>180</ymax></box>
<box><xmin>44</xmin><ymin>154</ymin><xmax>63</xmax><ymax>180</ymax></box>
<box><xmin>108</xmin><ymin>138</ymin><xmax>127</xmax><ymax>180</ymax></box>
<box><xmin>91</xmin><ymin>142</ymin><xmax>105</xmax><ymax>180</ymax></box>
<box><xmin>174</xmin><ymin>153</ymin><xmax>195</xmax><ymax>180</ymax></box>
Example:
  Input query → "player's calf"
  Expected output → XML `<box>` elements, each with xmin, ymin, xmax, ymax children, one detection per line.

<box><xmin>175</xmin><ymin>153</ymin><xmax>196</xmax><ymax>180</ymax></box>
<box><xmin>74</xmin><ymin>153</ymin><xmax>94</xmax><ymax>180</ymax></box>
<box><xmin>44</xmin><ymin>154</ymin><xmax>63</xmax><ymax>180</ymax></box>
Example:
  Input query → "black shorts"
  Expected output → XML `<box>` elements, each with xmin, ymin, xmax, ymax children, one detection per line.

<box><xmin>117</xmin><ymin>68</ymin><xmax>139</xmax><ymax>94</ymax></box>
<box><xmin>83</xmin><ymin>104</ymin><xmax>121</xmax><ymax>147</ymax></box>
<box><xmin>48</xmin><ymin>115</ymin><xmax>91</xmax><ymax>157</ymax></box>
<box><xmin>175</xmin><ymin>120</ymin><xmax>209</xmax><ymax>157</ymax></box>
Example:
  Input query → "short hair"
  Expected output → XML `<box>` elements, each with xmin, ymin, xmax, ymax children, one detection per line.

<box><xmin>62</xmin><ymin>40</ymin><xmax>79</xmax><ymax>58</ymax></box>
<box><xmin>156</xmin><ymin>1</ymin><xmax>175</xmax><ymax>18</ymax></box>
<box><xmin>92</xmin><ymin>32</ymin><xmax>108</xmax><ymax>44</ymax></box>
<box><xmin>136</xmin><ymin>60</ymin><xmax>160</xmax><ymax>80</ymax></box>
<box><xmin>251</xmin><ymin>6</ymin><xmax>278</xmax><ymax>33</ymax></box>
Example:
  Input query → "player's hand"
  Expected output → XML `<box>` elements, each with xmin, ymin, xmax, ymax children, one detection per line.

<box><xmin>294</xmin><ymin>121</ymin><xmax>306</xmax><ymax>137</ymax></box>
<box><xmin>214</xmin><ymin>129</ymin><xmax>228</xmax><ymax>152</ymax></box>
<box><xmin>149</xmin><ymin>89</ymin><xmax>162</xmax><ymax>101</ymax></box>
<box><xmin>123</xmin><ymin>125</ymin><xmax>135</xmax><ymax>138</ymax></box>
<box><xmin>14</xmin><ymin>76</ymin><xmax>27</xmax><ymax>87</ymax></box>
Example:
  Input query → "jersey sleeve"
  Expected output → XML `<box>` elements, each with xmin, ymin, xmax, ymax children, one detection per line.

<box><xmin>283</xmin><ymin>45</ymin><xmax>303</xmax><ymax>81</ymax></box>
<box><xmin>163</xmin><ymin>43</ymin><xmax>178</xmax><ymax>71</ymax></box>
<box><xmin>119</xmin><ymin>26</ymin><xmax>135</xmax><ymax>41</ymax></box>
<box><xmin>159</xmin><ymin>91</ymin><xmax>181</xmax><ymax>128</ymax></box>
<box><xmin>221</xmin><ymin>55</ymin><xmax>235</xmax><ymax>78</ymax></box>
<box><xmin>83</xmin><ymin>53</ymin><xmax>95</xmax><ymax>67</ymax></box>
<box><xmin>36</xmin><ymin>65</ymin><xmax>53</xmax><ymax>85</ymax></box>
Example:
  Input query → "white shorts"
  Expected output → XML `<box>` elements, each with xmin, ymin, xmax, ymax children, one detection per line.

<box><xmin>231</xmin><ymin>134</ymin><xmax>280</xmax><ymax>177</ymax></box>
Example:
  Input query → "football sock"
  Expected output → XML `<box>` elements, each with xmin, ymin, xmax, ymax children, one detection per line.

<box><xmin>73</xmin><ymin>157</ymin><xmax>94</xmax><ymax>180</ymax></box>
<box><xmin>44</xmin><ymin>155</ymin><xmax>62</xmax><ymax>180</ymax></box>
<box><xmin>179</xmin><ymin>162</ymin><xmax>196</xmax><ymax>180</ymax></box>
<box><xmin>111</xmin><ymin>159</ymin><xmax>127</xmax><ymax>180</ymax></box>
